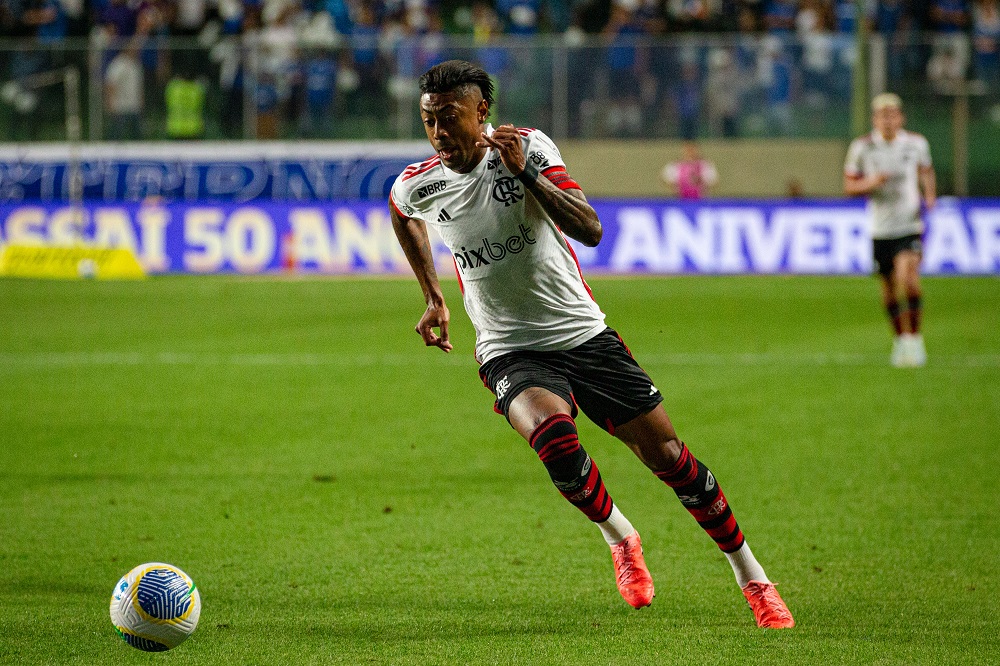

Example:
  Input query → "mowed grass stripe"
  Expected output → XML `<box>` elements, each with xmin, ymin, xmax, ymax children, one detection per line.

<box><xmin>4</xmin><ymin>350</ymin><xmax>1000</xmax><ymax>367</ymax></box>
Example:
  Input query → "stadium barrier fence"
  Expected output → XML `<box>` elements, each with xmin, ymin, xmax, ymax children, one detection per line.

<box><xmin>0</xmin><ymin>34</ymin><xmax>996</xmax><ymax>143</ymax></box>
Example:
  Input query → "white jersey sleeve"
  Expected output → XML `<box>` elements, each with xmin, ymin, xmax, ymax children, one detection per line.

<box><xmin>914</xmin><ymin>133</ymin><xmax>932</xmax><ymax>168</ymax></box>
<box><xmin>523</xmin><ymin>129</ymin><xmax>584</xmax><ymax>191</ymax></box>
<box><xmin>844</xmin><ymin>137</ymin><xmax>867</xmax><ymax>177</ymax></box>
<box><xmin>523</xmin><ymin>129</ymin><xmax>565</xmax><ymax>172</ymax></box>
<box><xmin>389</xmin><ymin>155</ymin><xmax>440</xmax><ymax>223</ymax></box>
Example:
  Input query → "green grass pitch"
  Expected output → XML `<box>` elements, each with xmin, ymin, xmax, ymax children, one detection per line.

<box><xmin>1</xmin><ymin>274</ymin><xmax>998</xmax><ymax>665</ymax></box>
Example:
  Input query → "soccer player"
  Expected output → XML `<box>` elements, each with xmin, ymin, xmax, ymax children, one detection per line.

<box><xmin>389</xmin><ymin>60</ymin><xmax>794</xmax><ymax>629</ymax></box>
<box><xmin>844</xmin><ymin>93</ymin><xmax>937</xmax><ymax>368</ymax></box>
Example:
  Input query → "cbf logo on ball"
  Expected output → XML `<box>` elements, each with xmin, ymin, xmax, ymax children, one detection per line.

<box><xmin>453</xmin><ymin>225</ymin><xmax>536</xmax><ymax>274</ymax></box>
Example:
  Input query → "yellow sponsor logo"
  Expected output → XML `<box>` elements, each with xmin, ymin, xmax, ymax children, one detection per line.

<box><xmin>0</xmin><ymin>244</ymin><xmax>145</xmax><ymax>280</ymax></box>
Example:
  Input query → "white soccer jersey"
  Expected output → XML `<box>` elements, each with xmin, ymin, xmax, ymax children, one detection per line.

<box><xmin>390</xmin><ymin>124</ymin><xmax>606</xmax><ymax>364</ymax></box>
<box><xmin>844</xmin><ymin>129</ymin><xmax>932</xmax><ymax>239</ymax></box>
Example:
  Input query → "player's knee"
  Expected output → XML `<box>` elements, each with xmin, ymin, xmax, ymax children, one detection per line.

<box><xmin>529</xmin><ymin>413</ymin><xmax>590</xmax><ymax>489</ymax></box>
<box><xmin>632</xmin><ymin>435</ymin><xmax>683</xmax><ymax>471</ymax></box>
<box><xmin>528</xmin><ymin>413</ymin><xmax>576</xmax><ymax>453</ymax></box>
<box><xmin>509</xmin><ymin>388</ymin><xmax>573</xmax><ymax>436</ymax></box>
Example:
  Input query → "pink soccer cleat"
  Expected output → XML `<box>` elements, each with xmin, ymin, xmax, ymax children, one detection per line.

<box><xmin>610</xmin><ymin>532</ymin><xmax>655</xmax><ymax>608</ymax></box>
<box><xmin>742</xmin><ymin>581</ymin><xmax>795</xmax><ymax>628</ymax></box>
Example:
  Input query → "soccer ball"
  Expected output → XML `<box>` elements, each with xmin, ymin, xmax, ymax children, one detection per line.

<box><xmin>109</xmin><ymin>562</ymin><xmax>201</xmax><ymax>652</ymax></box>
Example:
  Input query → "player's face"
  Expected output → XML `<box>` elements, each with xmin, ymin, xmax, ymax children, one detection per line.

<box><xmin>420</xmin><ymin>91</ymin><xmax>489</xmax><ymax>173</ymax></box>
<box><xmin>872</xmin><ymin>106</ymin><xmax>904</xmax><ymax>140</ymax></box>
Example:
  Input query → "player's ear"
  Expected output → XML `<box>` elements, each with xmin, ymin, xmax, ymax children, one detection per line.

<box><xmin>477</xmin><ymin>99</ymin><xmax>489</xmax><ymax>122</ymax></box>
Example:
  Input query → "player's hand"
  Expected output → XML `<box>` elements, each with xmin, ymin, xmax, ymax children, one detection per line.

<box><xmin>871</xmin><ymin>173</ymin><xmax>890</xmax><ymax>189</ymax></box>
<box><xmin>924</xmin><ymin>194</ymin><xmax>936</xmax><ymax>210</ymax></box>
<box><xmin>477</xmin><ymin>124</ymin><xmax>526</xmax><ymax>176</ymax></box>
<box><xmin>416</xmin><ymin>303</ymin><xmax>452</xmax><ymax>352</ymax></box>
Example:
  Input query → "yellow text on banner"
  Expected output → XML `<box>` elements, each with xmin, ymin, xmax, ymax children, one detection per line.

<box><xmin>0</xmin><ymin>245</ymin><xmax>146</xmax><ymax>280</ymax></box>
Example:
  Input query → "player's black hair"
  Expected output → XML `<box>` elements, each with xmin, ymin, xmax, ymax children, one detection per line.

<box><xmin>418</xmin><ymin>60</ymin><xmax>494</xmax><ymax>109</ymax></box>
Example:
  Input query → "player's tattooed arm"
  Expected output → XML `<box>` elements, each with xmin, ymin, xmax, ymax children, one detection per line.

<box><xmin>390</xmin><ymin>204</ymin><xmax>452</xmax><ymax>352</ymax></box>
<box><xmin>478</xmin><ymin>124</ymin><xmax>602</xmax><ymax>247</ymax></box>
<box><xmin>521</xmin><ymin>177</ymin><xmax>602</xmax><ymax>248</ymax></box>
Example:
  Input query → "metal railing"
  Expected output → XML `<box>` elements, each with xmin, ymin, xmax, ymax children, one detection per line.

<box><xmin>2</xmin><ymin>34</ymin><xmax>998</xmax><ymax>140</ymax></box>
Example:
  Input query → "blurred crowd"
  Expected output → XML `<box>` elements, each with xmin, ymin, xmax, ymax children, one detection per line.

<box><xmin>1</xmin><ymin>0</ymin><xmax>997</xmax><ymax>140</ymax></box>
<box><xmin>1</xmin><ymin>0</ymin><xmax>997</xmax><ymax>48</ymax></box>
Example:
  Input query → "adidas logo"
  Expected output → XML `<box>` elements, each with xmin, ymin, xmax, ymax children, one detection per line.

<box><xmin>437</xmin><ymin>209</ymin><xmax>452</xmax><ymax>222</ymax></box>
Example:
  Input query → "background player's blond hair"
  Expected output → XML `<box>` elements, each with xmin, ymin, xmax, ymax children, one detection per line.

<box><xmin>872</xmin><ymin>93</ymin><xmax>903</xmax><ymax>112</ymax></box>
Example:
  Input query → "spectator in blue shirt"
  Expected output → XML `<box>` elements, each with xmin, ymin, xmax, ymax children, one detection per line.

<box><xmin>497</xmin><ymin>0</ymin><xmax>541</xmax><ymax>35</ymax></box>
<box><xmin>348</xmin><ymin>3</ymin><xmax>386</xmax><ymax>116</ymax></box>
<box><xmin>876</xmin><ymin>0</ymin><xmax>914</xmax><ymax>83</ymax></box>
<box><xmin>300</xmin><ymin>49</ymin><xmax>337</xmax><ymax>137</ymax></box>
<box><xmin>929</xmin><ymin>0</ymin><xmax>971</xmax><ymax>80</ymax></box>
<box><xmin>931</xmin><ymin>0</ymin><xmax>970</xmax><ymax>30</ymax></box>
<box><xmin>763</xmin><ymin>0</ymin><xmax>798</xmax><ymax>32</ymax></box>
<box><xmin>675</xmin><ymin>60</ymin><xmax>702</xmax><ymax>139</ymax></box>
<box><xmin>325</xmin><ymin>0</ymin><xmax>353</xmax><ymax>34</ymax></box>
<box><xmin>34</xmin><ymin>0</ymin><xmax>66</xmax><ymax>42</ymax></box>
<box><xmin>972</xmin><ymin>0</ymin><xmax>1000</xmax><ymax>87</ymax></box>
<box><xmin>762</xmin><ymin>36</ymin><xmax>796</xmax><ymax>135</ymax></box>
<box><xmin>603</xmin><ymin>2</ymin><xmax>649</xmax><ymax>137</ymax></box>
<box><xmin>99</xmin><ymin>0</ymin><xmax>139</xmax><ymax>39</ymax></box>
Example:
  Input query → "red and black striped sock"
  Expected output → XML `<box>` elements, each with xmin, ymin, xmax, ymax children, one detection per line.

<box><xmin>907</xmin><ymin>295</ymin><xmax>922</xmax><ymax>334</ymax></box>
<box><xmin>653</xmin><ymin>444</ymin><xmax>745</xmax><ymax>553</ymax></box>
<box><xmin>529</xmin><ymin>414</ymin><xmax>613</xmax><ymax>523</ymax></box>
<box><xmin>886</xmin><ymin>300</ymin><xmax>904</xmax><ymax>335</ymax></box>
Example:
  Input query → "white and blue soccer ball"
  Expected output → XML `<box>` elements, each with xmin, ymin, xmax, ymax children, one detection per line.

<box><xmin>109</xmin><ymin>562</ymin><xmax>201</xmax><ymax>652</ymax></box>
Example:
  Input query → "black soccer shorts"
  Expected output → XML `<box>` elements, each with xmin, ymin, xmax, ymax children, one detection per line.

<box><xmin>873</xmin><ymin>234</ymin><xmax>923</xmax><ymax>277</ymax></box>
<box><xmin>478</xmin><ymin>327</ymin><xmax>664</xmax><ymax>434</ymax></box>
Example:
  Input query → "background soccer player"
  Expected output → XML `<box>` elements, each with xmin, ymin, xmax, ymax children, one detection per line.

<box><xmin>389</xmin><ymin>60</ymin><xmax>794</xmax><ymax>628</ymax></box>
<box><xmin>844</xmin><ymin>93</ymin><xmax>937</xmax><ymax>367</ymax></box>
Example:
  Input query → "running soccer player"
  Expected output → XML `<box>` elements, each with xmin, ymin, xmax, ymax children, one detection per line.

<box><xmin>389</xmin><ymin>60</ymin><xmax>794</xmax><ymax>628</ymax></box>
<box><xmin>844</xmin><ymin>93</ymin><xmax>937</xmax><ymax>368</ymax></box>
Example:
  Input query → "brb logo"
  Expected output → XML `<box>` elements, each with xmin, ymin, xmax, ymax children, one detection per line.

<box><xmin>492</xmin><ymin>176</ymin><xmax>523</xmax><ymax>207</ymax></box>
<box><xmin>416</xmin><ymin>181</ymin><xmax>446</xmax><ymax>198</ymax></box>
<box><xmin>453</xmin><ymin>224</ymin><xmax>536</xmax><ymax>273</ymax></box>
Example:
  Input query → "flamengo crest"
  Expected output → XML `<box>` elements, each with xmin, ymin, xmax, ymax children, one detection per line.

<box><xmin>492</xmin><ymin>176</ymin><xmax>523</xmax><ymax>207</ymax></box>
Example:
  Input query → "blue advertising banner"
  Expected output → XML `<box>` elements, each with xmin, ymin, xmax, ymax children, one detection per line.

<box><xmin>1</xmin><ymin>199</ymin><xmax>998</xmax><ymax>275</ymax></box>
<box><xmin>0</xmin><ymin>143</ymin><xmax>430</xmax><ymax>203</ymax></box>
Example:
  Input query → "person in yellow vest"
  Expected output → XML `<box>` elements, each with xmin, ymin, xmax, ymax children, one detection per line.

<box><xmin>165</xmin><ymin>68</ymin><xmax>206</xmax><ymax>140</ymax></box>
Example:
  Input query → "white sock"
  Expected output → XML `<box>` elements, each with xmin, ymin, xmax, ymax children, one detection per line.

<box><xmin>725</xmin><ymin>542</ymin><xmax>770</xmax><ymax>588</ymax></box>
<box><xmin>596</xmin><ymin>504</ymin><xmax>635</xmax><ymax>546</ymax></box>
